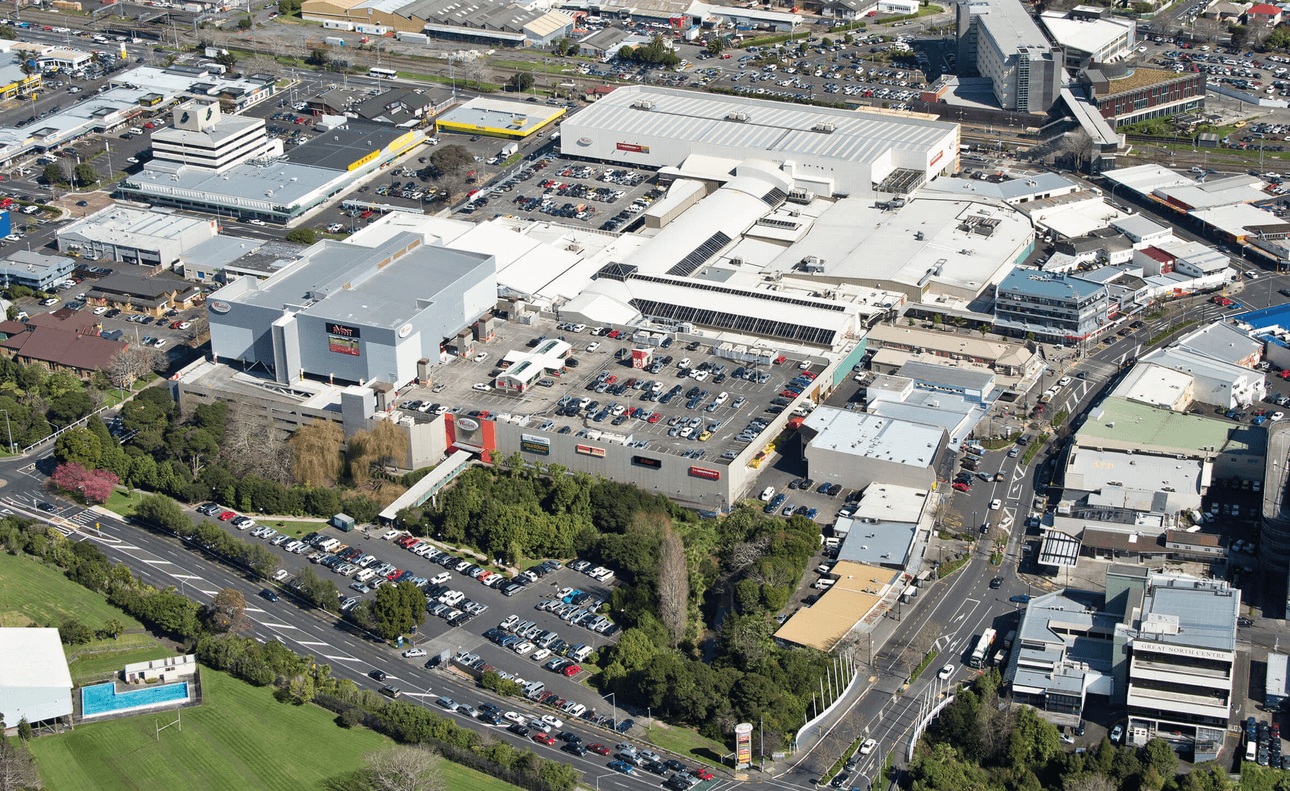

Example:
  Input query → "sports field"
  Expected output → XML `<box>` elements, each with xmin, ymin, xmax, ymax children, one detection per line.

<box><xmin>31</xmin><ymin>669</ymin><xmax>523</xmax><ymax>791</ymax></box>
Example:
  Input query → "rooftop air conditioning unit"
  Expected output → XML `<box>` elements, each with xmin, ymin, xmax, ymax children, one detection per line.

<box><xmin>726</xmin><ymin>110</ymin><xmax>749</xmax><ymax>122</ymax></box>
<box><xmin>631</xmin><ymin>99</ymin><xmax>654</xmax><ymax>110</ymax></box>
<box><xmin>813</xmin><ymin>122</ymin><xmax>836</xmax><ymax>133</ymax></box>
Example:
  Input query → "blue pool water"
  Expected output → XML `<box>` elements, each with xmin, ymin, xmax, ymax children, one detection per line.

<box><xmin>81</xmin><ymin>681</ymin><xmax>189</xmax><ymax>716</ymax></box>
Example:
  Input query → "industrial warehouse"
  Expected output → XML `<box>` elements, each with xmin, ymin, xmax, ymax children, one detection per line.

<box><xmin>559</xmin><ymin>86</ymin><xmax>961</xmax><ymax>198</ymax></box>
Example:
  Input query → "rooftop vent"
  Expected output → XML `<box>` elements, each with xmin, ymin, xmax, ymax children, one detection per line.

<box><xmin>812</xmin><ymin>122</ymin><xmax>836</xmax><ymax>133</ymax></box>
<box><xmin>631</xmin><ymin>99</ymin><xmax>654</xmax><ymax>110</ymax></box>
<box><xmin>726</xmin><ymin>110</ymin><xmax>750</xmax><ymax>122</ymax></box>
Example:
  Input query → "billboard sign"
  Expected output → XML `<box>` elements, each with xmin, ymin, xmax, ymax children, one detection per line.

<box><xmin>326</xmin><ymin>322</ymin><xmax>361</xmax><ymax>338</ymax></box>
<box><xmin>575</xmin><ymin>444</ymin><xmax>605</xmax><ymax>458</ymax></box>
<box><xmin>209</xmin><ymin>300</ymin><xmax>231</xmax><ymax>314</ymax></box>
<box><xmin>631</xmin><ymin>348</ymin><xmax>651</xmax><ymax>370</ymax></box>
<box><xmin>689</xmin><ymin>466</ymin><xmax>721</xmax><ymax>480</ymax></box>
<box><xmin>328</xmin><ymin>336</ymin><xmax>360</xmax><ymax>356</ymax></box>
<box><xmin>616</xmin><ymin>142</ymin><xmax>650</xmax><ymax>154</ymax></box>
<box><xmin>456</xmin><ymin>417</ymin><xmax>480</xmax><ymax>431</ymax></box>
<box><xmin>632</xmin><ymin>455</ymin><xmax>661</xmax><ymax>469</ymax></box>
<box><xmin>520</xmin><ymin>433</ymin><xmax>550</xmax><ymax>456</ymax></box>
<box><xmin>735</xmin><ymin>723</ymin><xmax>753</xmax><ymax>768</ymax></box>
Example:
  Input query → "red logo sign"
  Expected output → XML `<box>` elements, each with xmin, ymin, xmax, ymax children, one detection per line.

<box><xmin>931</xmin><ymin>150</ymin><xmax>944</xmax><ymax>167</ymax></box>
<box><xmin>576</xmin><ymin>444</ymin><xmax>605</xmax><ymax>458</ymax></box>
<box><xmin>616</xmin><ymin>142</ymin><xmax>649</xmax><ymax>154</ymax></box>
<box><xmin>689</xmin><ymin>466</ymin><xmax>720</xmax><ymax>480</ymax></box>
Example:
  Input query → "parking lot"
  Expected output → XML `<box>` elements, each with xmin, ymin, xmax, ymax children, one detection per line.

<box><xmin>192</xmin><ymin>506</ymin><xmax>633</xmax><ymax>733</ymax></box>
<box><xmin>484</xmin><ymin>155</ymin><xmax>661</xmax><ymax>231</ymax></box>
<box><xmin>394</xmin><ymin>317</ymin><xmax>825</xmax><ymax>469</ymax></box>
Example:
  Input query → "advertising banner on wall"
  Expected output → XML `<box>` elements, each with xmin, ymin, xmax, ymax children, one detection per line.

<box><xmin>328</xmin><ymin>336</ymin><xmax>360</xmax><ymax>356</ymax></box>
<box><xmin>631</xmin><ymin>348</ymin><xmax>651</xmax><ymax>370</ymax></box>
<box><xmin>520</xmin><ymin>433</ymin><xmax>550</xmax><ymax>456</ymax></box>
<box><xmin>575</xmin><ymin>444</ymin><xmax>605</xmax><ymax>458</ymax></box>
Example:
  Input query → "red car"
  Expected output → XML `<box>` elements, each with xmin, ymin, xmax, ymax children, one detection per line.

<box><xmin>781</xmin><ymin>390</ymin><xmax>802</xmax><ymax>398</ymax></box>
<box><xmin>801</xmin><ymin>371</ymin><xmax>817</xmax><ymax>380</ymax></box>
<box><xmin>385</xmin><ymin>568</ymin><xmax>402</xmax><ymax>580</ymax></box>
<box><xmin>604</xmin><ymin>375</ymin><xmax>617</xmax><ymax>384</ymax></box>
<box><xmin>589</xmin><ymin>744</ymin><xmax>611</xmax><ymax>756</ymax></box>
<box><xmin>692</xmin><ymin>768</ymin><xmax>714</xmax><ymax>781</ymax></box>
<box><xmin>532</xmin><ymin>732</ymin><xmax>556</xmax><ymax>746</ymax></box>
<box><xmin>218</xmin><ymin>510</ymin><xmax>237</xmax><ymax>521</ymax></box>
<box><xmin>952</xmin><ymin>482</ymin><xmax>970</xmax><ymax>492</ymax></box>
<box><xmin>608</xmin><ymin>330</ymin><xmax>621</xmax><ymax>339</ymax></box>
<box><xmin>561</xmin><ymin>664</ymin><xmax>581</xmax><ymax>677</ymax></box>
<box><xmin>1280</xmin><ymin>370</ymin><xmax>1290</xmax><ymax>380</ymax></box>
<box><xmin>773</xmin><ymin>355</ymin><xmax>786</xmax><ymax>364</ymax></box>
<box><xmin>647</xmin><ymin>412</ymin><xmax>661</xmax><ymax>423</ymax></box>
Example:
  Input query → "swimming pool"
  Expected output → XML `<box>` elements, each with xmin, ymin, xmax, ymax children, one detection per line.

<box><xmin>81</xmin><ymin>681</ymin><xmax>189</xmax><ymax>717</ymax></box>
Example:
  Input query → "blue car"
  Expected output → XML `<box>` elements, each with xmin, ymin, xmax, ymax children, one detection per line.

<box><xmin>805</xmin><ymin>508</ymin><xmax>818</xmax><ymax>520</ymax></box>
<box><xmin>1254</xmin><ymin>416</ymin><xmax>1269</xmax><ymax>426</ymax></box>
<box><xmin>608</xmin><ymin>761</ymin><xmax>636</xmax><ymax>775</ymax></box>
<box><xmin>1010</xmin><ymin>594</ymin><xmax>1031</xmax><ymax>604</ymax></box>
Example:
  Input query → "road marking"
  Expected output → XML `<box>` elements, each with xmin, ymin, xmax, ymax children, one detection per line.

<box><xmin>323</xmin><ymin>654</ymin><xmax>364</xmax><ymax>663</ymax></box>
<box><xmin>141</xmin><ymin>558</ymin><xmax>174</xmax><ymax>565</ymax></box>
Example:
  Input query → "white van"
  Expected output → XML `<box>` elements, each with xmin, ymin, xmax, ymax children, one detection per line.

<box><xmin>317</xmin><ymin>537</ymin><xmax>340</xmax><ymax>552</ymax></box>
<box><xmin>127</xmin><ymin>127</ymin><xmax>143</xmax><ymax>135</ymax></box>
<box><xmin>354</xmin><ymin>568</ymin><xmax>376</xmax><ymax>583</ymax></box>
<box><xmin>760</xmin><ymin>486</ymin><xmax>776</xmax><ymax>501</ymax></box>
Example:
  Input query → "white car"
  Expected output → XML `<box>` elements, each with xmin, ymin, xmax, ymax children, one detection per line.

<box><xmin>402</xmin><ymin>648</ymin><xmax>427</xmax><ymax>658</ymax></box>
<box><xmin>152</xmin><ymin>338</ymin><xmax>167</xmax><ymax>349</ymax></box>
<box><xmin>937</xmin><ymin>664</ymin><xmax>954</xmax><ymax>680</ymax></box>
<box><xmin>431</xmin><ymin>572</ymin><xmax>451</xmax><ymax>585</ymax></box>
<box><xmin>504</xmin><ymin>711</ymin><xmax>526</xmax><ymax>724</ymax></box>
<box><xmin>472</xmin><ymin>383</ymin><xmax>491</xmax><ymax>392</ymax></box>
<box><xmin>513</xmin><ymin>641</ymin><xmax>534</xmax><ymax>656</ymax></box>
<box><xmin>587</xmin><ymin>342</ymin><xmax>600</xmax><ymax>352</ymax></box>
<box><xmin>1057</xmin><ymin>376</ymin><xmax>1072</xmax><ymax>387</ymax></box>
<box><xmin>859</xmin><ymin>738</ymin><xmax>877</xmax><ymax>756</ymax></box>
<box><xmin>531</xmin><ymin>648</ymin><xmax>552</xmax><ymax>662</ymax></box>
<box><xmin>40</xmin><ymin>297</ymin><xmax>59</xmax><ymax>307</ymax></box>
<box><xmin>473</xmin><ymin>352</ymin><xmax>487</xmax><ymax>363</ymax></box>
<box><xmin>540</xmin><ymin>715</ymin><xmax>563</xmax><ymax>729</ymax></box>
<box><xmin>248</xmin><ymin>219</ymin><xmax>267</xmax><ymax>226</ymax></box>
<box><xmin>1273</xmin><ymin>412</ymin><xmax>1285</xmax><ymax>422</ymax></box>
<box><xmin>989</xmin><ymin>499</ymin><xmax>1001</xmax><ymax>510</ymax></box>
<box><xmin>126</xmin><ymin>157</ymin><xmax>138</xmax><ymax>163</ymax></box>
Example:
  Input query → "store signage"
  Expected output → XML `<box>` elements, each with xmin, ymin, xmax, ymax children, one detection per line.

<box><xmin>388</xmin><ymin>131</ymin><xmax>416</xmax><ymax>155</ymax></box>
<box><xmin>326</xmin><ymin>322</ymin><xmax>361</xmax><ymax>338</ymax></box>
<box><xmin>575</xmin><ymin>444</ymin><xmax>605</xmax><ymax>458</ymax></box>
<box><xmin>328</xmin><ymin>336</ymin><xmax>359</xmax><ymax>356</ymax></box>
<box><xmin>521</xmin><ymin>433</ymin><xmax>550</xmax><ymax>456</ymax></box>
<box><xmin>632</xmin><ymin>455</ymin><xmax>661</xmax><ymax>469</ymax></box>
<box><xmin>398</xmin><ymin>323</ymin><xmax>413</xmax><ymax>338</ymax></box>
<box><xmin>456</xmin><ymin>417</ymin><xmax>480</xmax><ymax>431</ymax></box>
<box><xmin>616</xmin><ymin>142</ymin><xmax>649</xmax><ymax>154</ymax></box>
<box><xmin>577</xmin><ymin>137</ymin><xmax>592</xmax><ymax>146</ymax></box>
<box><xmin>209</xmin><ymin>300</ymin><xmax>231</xmax><ymax>314</ymax></box>
<box><xmin>347</xmin><ymin>149</ymin><xmax>381</xmax><ymax>171</ymax></box>
<box><xmin>689</xmin><ymin>466</ymin><xmax>720</xmax><ymax>480</ymax></box>
<box><xmin>931</xmin><ymin>150</ymin><xmax>944</xmax><ymax>167</ymax></box>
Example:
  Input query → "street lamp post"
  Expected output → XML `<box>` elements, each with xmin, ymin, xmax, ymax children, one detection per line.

<box><xmin>603</xmin><ymin>692</ymin><xmax>616</xmax><ymax>732</ymax></box>
<box><xmin>0</xmin><ymin>408</ymin><xmax>14</xmax><ymax>453</ymax></box>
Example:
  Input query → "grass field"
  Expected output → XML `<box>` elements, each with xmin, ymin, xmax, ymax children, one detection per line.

<box><xmin>101</xmin><ymin>488</ymin><xmax>140</xmax><ymax>518</ymax></box>
<box><xmin>0</xmin><ymin>551</ymin><xmax>172</xmax><ymax>680</ymax></box>
<box><xmin>643</xmin><ymin>723</ymin><xmax>727</xmax><ymax>768</ymax></box>
<box><xmin>0</xmin><ymin>552</ymin><xmax>142</xmax><ymax>630</ymax></box>
<box><xmin>31</xmin><ymin>669</ymin><xmax>523</xmax><ymax>791</ymax></box>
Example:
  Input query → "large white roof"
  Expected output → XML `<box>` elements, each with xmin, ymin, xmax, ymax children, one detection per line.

<box><xmin>0</xmin><ymin>628</ymin><xmax>72</xmax><ymax>691</ymax></box>
<box><xmin>803</xmin><ymin>406</ymin><xmax>944</xmax><ymax>467</ymax></box>
<box><xmin>567</xmin><ymin>85</ymin><xmax>957</xmax><ymax>167</ymax></box>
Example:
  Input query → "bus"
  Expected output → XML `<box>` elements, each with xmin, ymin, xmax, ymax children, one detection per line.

<box><xmin>368</xmin><ymin>67</ymin><xmax>397</xmax><ymax>80</ymax></box>
<box><xmin>968</xmin><ymin>628</ymin><xmax>996</xmax><ymax>669</ymax></box>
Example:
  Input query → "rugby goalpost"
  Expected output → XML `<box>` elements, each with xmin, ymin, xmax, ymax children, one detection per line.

<box><xmin>155</xmin><ymin>710</ymin><xmax>181</xmax><ymax>742</ymax></box>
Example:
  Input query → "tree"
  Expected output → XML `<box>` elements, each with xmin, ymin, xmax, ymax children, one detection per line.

<box><xmin>285</xmin><ymin>227</ymin><xmax>317</xmax><ymax>245</ymax></box>
<box><xmin>426</xmin><ymin>144</ymin><xmax>473</xmax><ymax>179</ymax></box>
<box><xmin>706</xmin><ymin>38</ymin><xmax>725</xmax><ymax>55</ymax></box>
<box><xmin>97</xmin><ymin>618</ymin><xmax>124</xmax><ymax>640</ymax></box>
<box><xmin>363</xmin><ymin>745</ymin><xmax>444</xmax><ymax>791</ymax></box>
<box><xmin>51</xmin><ymin>462</ymin><xmax>118</xmax><ymax>504</ymax></box>
<box><xmin>290</xmin><ymin>420</ymin><xmax>343</xmax><ymax>486</ymax></box>
<box><xmin>657</xmin><ymin>526</ymin><xmax>688</xmax><ymax>646</ymax></box>
<box><xmin>370</xmin><ymin>581</ymin><xmax>424</xmax><ymax>639</ymax></box>
<box><xmin>73</xmin><ymin>163</ymin><xmax>99</xmax><ymax>189</ymax></box>
<box><xmin>42</xmin><ymin>163</ymin><xmax>66</xmax><ymax>186</ymax></box>
<box><xmin>506</xmin><ymin>72</ymin><xmax>534</xmax><ymax>93</ymax></box>
<box><xmin>54</xmin><ymin>427</ymin><xmax>103</xmax><ymax>469</ymax></box>
<box><xmin>209</xmin><ymin>587</ymin><xmax>249</xmax><ymax>633</ymax></box>
<box><xmin>347</xmin><ymin>420</ymin><xmax>406</xmax><ymax>486</ymax></box>
<box><xmin>58</xmin><ymin>618</ymin><xmax>94</xmax><ymax>644</ymax></box>
<box><xmin>238</xmin><ymin>15</ymin><xmax>252</xmax><ymax>29</ymax></box>
<box><xmin>463</xmin><ymin>59</ymin><xmax>490</xmax><ymax>91</ymax></box>
<box><xmin>215</xmin><ymin>50</ymin><xmax>237</xmax><ymax>71</ymax></box>
<box><xmin>15</xmin><ymin>718</ymin><xmax>30</xmax><ymax>742</ymax></box>
<box><xmin>0</xmin><ymin>738</ymin><xmax>38</xmax><ymax>791</ymax></box>
<box><xmin>48</xmin><ymin>388</ymin><xmax>94</xmax><ymax>427</ymax></box>
<box><xmin>1230</xmin><ymin>24</ymin><xmax>1251</xmax><ymax>49</ymax></box>
<box><xmin>109</xmin><ymin>347</ymin><xmax>166</xmax><ymax>388</ymax></box>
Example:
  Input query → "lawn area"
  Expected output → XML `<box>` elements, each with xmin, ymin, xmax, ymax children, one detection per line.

<box><xmin>66</xmin><ymin>644</ymin><xmax>176</xmax><ymax>684</ymax></box>
<box><xmin>101</xmin><ymin>488</ymin><xmax>140</xmax><ymax>518</ymax></box>
<box><xmin>31</xmin><ymin>668</ymin><xmax>522</xmax><ymax>791</ymax></box>
<box><xmin>0</xmin><ymin>552</ymin><xmax>141</xmax><ymax>630</ymax></box>
<box><xmin>643</xmin><ymin>723</ymin><xmax>728</xmax><ymax>768</ymax></box>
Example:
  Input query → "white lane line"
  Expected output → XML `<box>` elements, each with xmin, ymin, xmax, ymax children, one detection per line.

<box><xmin>259</xmin><ymin>622</ymin><xmax>297</xmax><ymax>629</ymax></box>
<box><xmin>324</xmin><ymin>655</ymin><xmax>365</xmax><ymax>663</ymax></box>
<box><xmin>141</xmin><ymin>558</ymin><xmax>175</xmax><ymax>565</ymax></box>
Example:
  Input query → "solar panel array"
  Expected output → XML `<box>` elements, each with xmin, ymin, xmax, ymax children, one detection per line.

<box><xmin>665</xmin><ymin>231</ymin><xmax>732</xmax><ymax>277</ymax></box>
<box><xmin>631</xmin><ymin>298</ymin><xmax>838</xmax><ymax>346</ymax></box>
<box><xmin>595</xmin><ymin>262</ymin><xmax>638</xmax><ymax>282</ymax></box>
<box><xmin>761</xmin><ymin>187</ymin><xmax>788</xmax><ymax>207</ymax></box>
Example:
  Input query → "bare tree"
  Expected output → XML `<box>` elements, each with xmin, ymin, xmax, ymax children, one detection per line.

<box><xmin>108</xmin><ymin>347</ymin><xmax>165</xmax><ymax>388</ymax></box>
<box><xmin>222</xmin><ymin>403</ymin><xmax>292</xmax><ymax>485</ymax></box>
<box><xmin>463</xmin><ymin>58</ymin><xmax>490</xmax><ymax>91</ymax></box>
<box><xmin>363</xmin><ymin>745</ymin><xmax>444</xmax><ymax>791</ymax></box>
<box><xmin>244</xmin><ymin>55</ymin><xmax>283</xmax><ymax>78</ymax></box>
<box><xmin>658</xmin><ymin>526</ymin><xmax>688</xmax><ymax>646</ymax></box>
<box><xmin>0</xmin><ymin>740</ymin><xmax>38</xmax><ymax>791</ymax></box>
<box><xmin>909</xmin><ymin>619</ymin><xmax>941</xmax><ymax>672</ymax></box>
<box><xmin>728</xmin><ymin>534</ymin><xmax>772</xmax><ymax>571</ymax></box>
<box><xmin>1064</xmin><ymin>775</ymin><xmax>1117</xmax><ymax>791</ymax></box>
<box><xmin>209</xmin><ymin>587</ymin><xmax>249</xmax><ymax>633</ymax></box>
<box><xmin>289</xmin><ymin>420</ymin><xmax>344</xmax><ymax>487</ymax></box>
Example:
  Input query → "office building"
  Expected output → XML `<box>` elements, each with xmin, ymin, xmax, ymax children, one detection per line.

<box><xmin>57</xmin><ymin>207</ymin><xmax>219</xmax><ymax>270</ymax></box>
<box><xmin>1081</xmin><ymin>66</ymin><xmax>1205</xmax><ymax>127</ymax></box>
<box><xmin>150</xmin><ymin>100</ymin><xmax>280</xmax><ymax>172</ymax></box>
<box><xmin>993</xmin><ymin>269</ymin><xmax>1110</xmax><ymax>342</ymax></box>
<box><xmin>1040</xmin><ymin>7</ymin><xmax>1135</xmax><ymax>68</ymax></box>
<box><xmin>956</xmin><ymin>0</ymin><xmax>1061</xmax><ymax>112</ymax></box>
<box><xmin>799</xmin><ymin>406</ymin><xmax>947</xmax><ymax>492</ymax></box>
<box><xmin>0</xmin><ymin>250</ymin><xmax>75</xmax><ymax>291</ymax></box>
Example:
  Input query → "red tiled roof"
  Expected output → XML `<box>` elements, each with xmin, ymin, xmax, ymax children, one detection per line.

<box><xmin>26</xmin><ymin>309</ymin><xmax>98</xmax><ymax>333</ymax></box>
<box><xmin>0</xmin><ymin>325</ymin><xmax>126</xmax><ymax>372</ymax></box>
<box><xmin>1249</xmin><ymin>4</ymin><xmax>1280</xmax><ymax>13</ymax></box>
